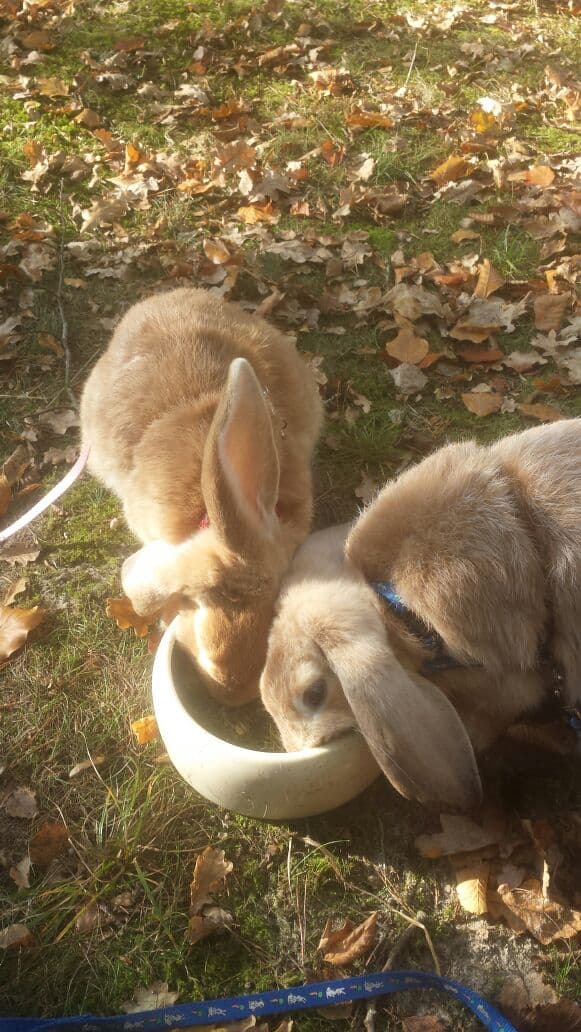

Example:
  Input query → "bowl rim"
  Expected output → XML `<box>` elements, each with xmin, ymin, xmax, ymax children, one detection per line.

<box><xmin>153</xmin><ymin>618</ymin><xmax>367</xmax><ymax>768</ymax></box>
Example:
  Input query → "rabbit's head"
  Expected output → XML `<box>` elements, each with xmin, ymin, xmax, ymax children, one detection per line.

<box><xmin>122</xmin><ymin>358</ymin><xmax>290</xmax><ymax>704</ymax></box>
<box><xmin>260</xmin><ymin>573</ymin><xmax>482</xmax><ymax>810</ymax></box>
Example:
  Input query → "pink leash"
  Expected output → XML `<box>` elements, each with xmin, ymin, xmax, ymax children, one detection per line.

<box><xmin>0</xmin><ymin>442</ymin><xmax>91</xmax><ymax>544</ymax></box>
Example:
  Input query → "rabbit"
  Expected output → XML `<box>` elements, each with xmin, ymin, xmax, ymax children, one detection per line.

<box><xmin>260</xmin><ymin>419</ymin><xmax>581</xmax><ymax>810</ymax></box>
<box><xmin>80</xmin><ymin>287</ymin><xmax>322</xmax><ymax>704</ymax></box>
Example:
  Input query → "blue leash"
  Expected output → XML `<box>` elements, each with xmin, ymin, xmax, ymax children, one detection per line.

<box><xmin>0</xmin><ymin>970</ymin><xmax>517</xmax><ymax>1032</ymax></box>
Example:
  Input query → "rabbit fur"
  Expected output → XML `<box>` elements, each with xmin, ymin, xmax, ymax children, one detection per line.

<box><xmin>80</xmin><ymin>288</ymin><xmax>322</xmax><ymax>704</ymax></box>
<box><xmin>260</xmin><ymin>419</ymin><xmax>581</xmax><ymax>810</ymax></box>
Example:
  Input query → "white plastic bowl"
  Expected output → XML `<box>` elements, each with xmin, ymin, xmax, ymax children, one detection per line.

<box><xmin>152</xmin><ymin>618</ymin><xmax>380</xmax><ymax>820</ymax></box>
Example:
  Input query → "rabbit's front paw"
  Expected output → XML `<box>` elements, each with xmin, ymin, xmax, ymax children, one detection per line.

<box><xmin>122</xmin><ymin>541</ymin><xmax>176</xmax><ymax>616</ymax></box>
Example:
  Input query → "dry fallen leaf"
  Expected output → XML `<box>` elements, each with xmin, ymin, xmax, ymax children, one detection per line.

<box><xmin>3</xmin><ymin>786</ymin><xmax>38</xmax><ymax>819</ymax></box>
<box><xmin>430</xmin><ymin>154</ymin><xmax>471</xmax><ymax>186</ymax></box>
<box><xmin>0</xmin><ymin>605</ymin><xmax>46</xmax><ymax>661</ymax></box>
<box><xmin>189</xmin><ymin>905</ymin><xmax>235</xmax><ymax>945</ymax></box>
<box><xmin>386</xmin><ymin>327</ymin><xmax>429</xmax><ymax>365</ymax></box>
<box><xmin>75</xmin><ymin>901</ymin><xmax>102</xmax><ymax>934</ymax></box>
<box><xmin>29</xmin><ymin>821</ymin><xmax>69</xmax><ymax>866</ymax></box>
<box><xmin>455</xmin><ymin>863</ymin><xmax>490</xmax><ymax>915</ymax></box>
<box><xmin>458</xmin><ymin>347</ymin><xmax>504</xmax><ymax>364</ymax></box>
<box><xmin>318</xmin><ymin>911</ymin><xmax>377</xmax><ymax>966</ymax></box>
<box><xmin>320</xmin><ymin>139</ymin><xmax>345</xmax><ymax>168</ymax></box>
<box><xmin>121</xmin><ymin>982</ymin><xmax>179</xmax><ymax>1014</ymax></box>
<box><xmin>73</xmin><ymin>108</ymin><xmax>103</xmax><ymax>129</ymax></box>
<box><xmin>37</xmin><ymin>409</ymin><xmax>80</xmax><ymax>435</ymax></box>
<box><xmin>385</xmin><ymin>284</ymin><xmax>444</xmax><ymax>321</ymax></box>
<box><xmin>495</xmin><ymin>882</ymin><xmax>581</xmax><ymax>945</ymax></box>
<box><xmin>415</xmin><ymin>814</ymin><xmax>500</xmax><ymax>859</ymax></box>
<box><xmin>508</xmin><ymin>1000</ymin><xmax>581</xmax><ymax>1032</ymax></box>
<box><xmin>461</xmin><ymin>392</ymin><xmax>503</xmax><ymax>417</ymax></box>
<box><xmin>403</xmin><ymin>1018</ymin><xmax>447</xmax><ymax>1032</ymax></box>
<box><xmin>451</xmin><ymin>229</ymin><xmax>481</xmax><ymax>243</ymax></box>
<box><xmin>0</xmin><ymin>475</ymin><xmax>11</xmax><ymax>518</ymax></box>
<box><xmin>203</xmin><ymin>239</ymin><xmax>231</xmax><ymax>265</ymax></box>
<box><xmin>105</xmin><ymin>596</ymin><xmax>150</xmax><ymax>637</ymax></box>
<box><xmin>237</xmin><ymin>202</ymin><xmax>276</xmax><ymax>224</ymax></box>
<box><xmin>0</xmin><ymin>924</ymin><xmax>34</xmax><ymax>949</ymax></box>
<box><xmin>190</xmin><ymin>846</ymin><xmax>234</xmax><ymax>913</ymax></box>
<box><xmin>474</xmin><ymin>259</ymin><xmax>505</xmax><ymax>298</ymax></box>
<box><xmin>390</xmin><ymin>363</ymin><xmax>428</xmax><ymax>395</ymax></box>
<box><xmin>346</xmin><ymin>109</ymin><xmax>394</xmax><ymax>129</ymax></box>
<box><xmin>503</xmin><ymin>352</ymin><xmax>547</xmax><ymax>373</ymax></box>
<box><xmin>9</xmin><ymin>855</ymin><xmax>31</xmax><ymax>889</ymax></box>
<box><xmin>38</xmin><ymin>332</ymin><xmax>64</xmax><ymax>357</ymax></box>
<box><xmin>533</xmin><ymin>293</ymin><xmax>570</xmax><ymax>332</ymax></box>
<box><xmin>189</xmin><ymin>845</ymin><xmax>234</xmax><ymax>944</ymax></box>
<box><xmin>508</xmin><ymin>165</ymin><xmax>555</xmax><ymax>187</ymax></box>
<box><xmin>517</xmin><ymin>403</ymin><xmax>563</xmax><ymax>422</ymax></box>
<box><xmin>130</xmin><ymin>715</ymin><xmax>159</xmax><ymax>745</ymax></box>
<box><xmin>1</xmin><ymin>576</ymin><xmax>27</xmax><ymax>608</ymax></box>
<box><xmin>354</xmin><ymin>471</ymin><xmax>378</xmax><ymax>506</ymax></box>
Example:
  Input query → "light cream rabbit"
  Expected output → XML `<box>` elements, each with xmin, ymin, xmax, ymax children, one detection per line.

<box><xmin>260</xmin><ymin>419</ymin><xmax>581</xmax><ymax>810</ymax></box>
<box><xmin>80</xmin><ymin>287</ymin><xmax>322</xmax><ymax>704</ymax></box>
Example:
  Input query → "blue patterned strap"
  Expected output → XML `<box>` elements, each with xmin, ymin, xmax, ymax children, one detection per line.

<box><xmin>0</xmin><ymin>970</ymin><xmax>517</xmax><ymax>1032</ymax></box>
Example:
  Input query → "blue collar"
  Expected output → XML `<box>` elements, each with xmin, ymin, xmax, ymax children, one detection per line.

<box><xmin>372</xmin><ymin>581</ymin><xmax>466</xmax><ymax>674</ymax></box>
<box><xmin>372</xmin><ymin>582</ymin><xmax>581</xmax><ymax>734</ymax></box>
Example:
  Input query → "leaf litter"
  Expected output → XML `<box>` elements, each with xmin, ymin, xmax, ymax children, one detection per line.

<box><xmin>1</xmin><ymin>0</ymin><xmax>581</xmax><ymax>1017</ymax></box>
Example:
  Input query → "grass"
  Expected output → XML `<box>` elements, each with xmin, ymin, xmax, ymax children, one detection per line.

<box><xmin>1</xmin><ymin>0</ymin><xmax>581</xmax><ymax>1025</ymax></box>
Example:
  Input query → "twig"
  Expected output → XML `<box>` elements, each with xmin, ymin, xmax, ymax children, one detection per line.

<box><xmin>403</xmin><ymin>40</ymin><xmax>419</xmax><ymax>91</ymax></box>
<box><xmin>56</xmin><ymin>179</ymin><xmax>74</xmax><ymax>404</ymax></box>
<box><xmin>363</xmin><ymin>914</ymin><xmax>426</xmax><ymax>1032</ymax></box>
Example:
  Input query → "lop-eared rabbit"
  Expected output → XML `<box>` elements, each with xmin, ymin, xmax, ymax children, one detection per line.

<box><xmin>81</xmin><ymin>288</ymin><xmax>322</xmax><ymax>704</ymax></box>
<box><xmin>260</xmin><ymin>420</ymin><xmax>581</xmax><ymax>810</ymax></box>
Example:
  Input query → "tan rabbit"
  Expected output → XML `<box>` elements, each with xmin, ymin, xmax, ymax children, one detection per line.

<box><xmin>260</xmin><ymin>419</ymin><xmax>581</xmax><ymax>810</ymax></box>
<box><xmin>80</xmin><ymin>288</ymin><xmax>322</xmax><ymax>704</ymax></box>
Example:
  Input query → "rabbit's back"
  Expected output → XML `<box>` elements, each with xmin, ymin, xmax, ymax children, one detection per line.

<box><xmin>80</xmin><ymin>288</ymin><xmax>321</xmax><ymax>542</ymax></box>
<box><xmin>493</xmin><ymin>419</ymin><xmax>581</xmax><ymax>694</ymax></box>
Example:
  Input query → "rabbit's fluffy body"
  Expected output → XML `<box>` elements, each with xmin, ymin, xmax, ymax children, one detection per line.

<box><xmin>81</xmin><ymin>288</ymin><xmax>322</xmax><ymax>702</ymax></box>
<box><xmin>260</xmin><ymin>420</ymin><xmax>581</xmax><ymax>810</ymax></box>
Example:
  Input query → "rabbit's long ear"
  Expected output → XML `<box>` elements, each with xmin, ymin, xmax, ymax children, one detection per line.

<box><xmin>202</xmin><ymin>358</ymin><xmax>280</xmax><ymax>554</ymax></box>
<box><xmin>321</xmin><ymin>631</ymin><xmax>482</xmax><ymax>810</ymax></box>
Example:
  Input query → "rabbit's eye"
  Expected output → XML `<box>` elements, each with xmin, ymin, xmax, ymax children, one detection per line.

<box><xmin>302</xmin><ymin>679</ymin><xmax>327</xmax><ymax>711</ymax></box>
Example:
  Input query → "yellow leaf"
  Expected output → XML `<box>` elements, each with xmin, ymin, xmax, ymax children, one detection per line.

<box><xmin>451</xmin><ymin>229</ymin><xmax>481</xmax><ymax>243</ymax></box>
<box><xmin>470</xmin><ymin>109</ymin><xmax>497</xmax><ymax>133</ymax></box>
<box><xmin>124</xmin><ymin>142</ymin><xmax>143</xmax><ymax>171</ymax></box>
<box><xmin>474</xmin><ymin>259</ymin><xmax>505</xmax><ymax>298</ymax></box>
<box><xmin>429</xmin><ymin>154</ymin><xmax>471</xmax><ymax>186</ymax></box>
<box><xmin>346</xmin><ymin>109</ymin><xmax>394</xmax><ymax>129</ymax></box>
<box><xmin>455</xmin><ymin>864</ymin><xmax>490</xmax><ymax>915</ymax></box>
<box><xmin>0</xmin><ymin>605</ymin><xmax>46</xmax><ymax>662</ymax></box>
<box><xmin>203</xmin><ymin>239</ymin><xmax>231</xmax><ymax>265</ymax></box>
<box><xmin>386</xmin><ymin>326</ymin><xmax>429</xmax><ymax>365</ymax></box>
<box><xmin>130</xmin><ymin>715</ymin><xmax>159</xmax><ymax>745</ymax></box>
<box><xmin>105</xmin><ymin>596</ymin><xmax>150</xmax><ymax>637</ymax></box>
<box><xmin>237</xmin><ymin>202</ymin><xmax>275</xmax><ymax>224</ymax></box>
